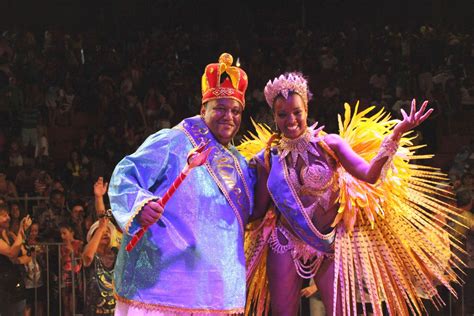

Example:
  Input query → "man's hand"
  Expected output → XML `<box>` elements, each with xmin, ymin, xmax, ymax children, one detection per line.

<box><xmin>138</xmin><ymin>201</ymin><xmax>164</xmax><ymax>226</ymax></box>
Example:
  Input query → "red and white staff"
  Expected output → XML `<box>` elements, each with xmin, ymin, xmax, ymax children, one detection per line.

<box><xmin>126</xmin><ymin>141</ymin><xmax>211</xmax><ymax>252</ymax></box>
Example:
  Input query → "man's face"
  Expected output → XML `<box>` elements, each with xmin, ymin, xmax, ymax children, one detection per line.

<box><xmin>50</xmin><ymin>193</ymin><xmax>65</xmax><ymax>209</ymax></box>
<box><xmin>201</xmin><ymin>99</ymin><xmax>243</xmax><ymax>146</ymax></box>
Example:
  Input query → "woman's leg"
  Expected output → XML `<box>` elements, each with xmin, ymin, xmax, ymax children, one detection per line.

<box><xmin>267</xmin><ymin>247</ymin><xmax>303</xmax><ymax>316</ymax></box>
<box><xmin>314</xmin><ymin>258</ymin><xmax>342</xmax><ymax>316</ymax></box>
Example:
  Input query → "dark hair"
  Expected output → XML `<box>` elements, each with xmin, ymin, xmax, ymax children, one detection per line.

<box><xmin>0</xmin><ymin>204</ymin><xmax>8</xmax><ymax>214</ymax></box>
<box><xmin>70</xmin><ymin>199</ymin><xmax>84</xmax><ymax>209</ymax></box>
<box><xmin>59</xmin><ymin>221</ymin><xmax>74</xmax><ymax>232</ymax></box>
<box><xmin>456</xmin><ymin>189</ymin><xmax>472</xmax><ymax>208</ymax></box>
<box><xmin>50</xmin><ymin>189</ymin><xmax>65</xmax><ymax>199</ymax></box>
<box><xmin>461</xmin><ymin>173</ymin><xmax>473</xmax><ymax>184</ymax></box>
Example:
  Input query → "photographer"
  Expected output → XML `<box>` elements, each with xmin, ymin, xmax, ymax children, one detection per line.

<box><xmin>0</xmin><ymin>204</ymin><xmax>32</xmax><ymax>316</ymax></box>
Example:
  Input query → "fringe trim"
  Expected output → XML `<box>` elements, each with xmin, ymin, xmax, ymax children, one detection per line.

<box><xmin>269</xmin><ymin>223</ymin><xmax>333</xmax><ymax>279</ymax></box>
<box><xmin>115</xmin><ymin>293</ymin><xmax>244</xmax><ymax>315</ymax></box>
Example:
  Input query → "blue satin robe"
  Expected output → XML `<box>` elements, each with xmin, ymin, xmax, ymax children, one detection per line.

<box><xmin>109</xmin><ymin>116</ymin><xmax>255</xmax><ymax>313</ymax></box>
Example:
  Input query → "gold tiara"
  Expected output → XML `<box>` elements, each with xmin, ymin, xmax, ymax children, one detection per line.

<box><xmin>264</xmin><ymin>73</ymin><xmax>309</xmax><ymax>108</ymax></box>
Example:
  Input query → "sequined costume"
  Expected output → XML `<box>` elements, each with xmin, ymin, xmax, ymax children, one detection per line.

<box><xmin>252</xmin><ymin>126</ymin><xmax>338</xmax><ymax>277</ymax></box>
<box><xmin>84</xmin><ymin>252</ymin><xmax>116</xmax><ymax>316</ymax></box>
<box><xmin>240</xmin><ymin>103</ymin><xmax>463</xmax><ymax>316</ymax></box>
<box><xmin>109</xmin><ymin>115</ymin><xmax>255</xmax><ymax>314</ymax></box>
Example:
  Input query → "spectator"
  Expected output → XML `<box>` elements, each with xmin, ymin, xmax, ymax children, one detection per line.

<box><xmin>38</xmin><ymin>189</ymin><xmax>68</xmax><ymax>241</ymax></box>
<box><xmin>460</xmin><ymin>78</ymin><xmax>474</xmax><ymax>109</ymax></box>
<box><xmin>0</xmin><ymin>205</ymin><xmax>31</xmax><ymax>316</ymax></box>
<box><xmin>15</xmin><ymin>160</ymin><xmax>39</xmax><ymax>195</ymax></box>
<box><xmin>143</xmin><ymin>87</ymin><xmax>160</xmax><ymax>128</ymax></box>
<box><xmin>45</xmin><ymin>85</ymin><xmax>60</xmax><ymax>127</ymax></box>
<box><xmin>82</xmin><ymin>217</ymin><xmax>118</xmax><ymax>316</ymax></box>
<box><xmin>452</xmin><ymin>190</ymin><xmax>474</xmax><ymax>315</ymax></box>
<box><xmin>34</xmin><ymin>125</ymin><xmax>49</xmax><ymax>165</ymax></box>
<box><xmin>0</xmin><ymin>171</ymin><xmax>18</xmax><ymax>199</ymax></box>
<box><xmin>24</xmin><ymin>222</ymin><xmax>46</xmax><ymax>316</ymax></box>
<box><xmin>391</xmin><ymin>91</ymin><xmax>411</xmax><ymax>118</ymax></box>
<box><xmin>70</xmin><ymin>200</ymin><xmax>87</xmax><ymax>242</ymax></box>
<box><xmin>156</xmin><ymin>92</ymin><xmax>174</xmax><ymax>130</ymax></box>
<box><xmin>57</xmin><ymin>80</ymin><xmax>75</xmax><ymax>126</ymax></box>
<box><xmin>369</xmin><ymin>68</ymin><xmax>388</xmax><ymax>94</ymax></box>
<box><xmin>8</xmin><ymin>140</ymin><xmax>24</xmax><ymax>168</ymax></box>
<box><xmin>321</xmin><ymin>81</ymin><xmax>341</xmax><ymax>104</ymax></box>
<box><xmin>123</xmin><ymin>92</ymin><xmax>147</xmax><ymax>130</ymax></box>
<box><xmin>319</xmin><ymin>48</ymin><xmax>338</xmax><ymax>72</ymax></box>
<box><xmin>59</xmin><ymin>222</ymin><xmax>83</xmax><ymax>316</ymax></box>
<box><xmin>460</xmin><ymin>172</ymin><xmax>474</xmax><ymax>196</ymax></box>
<box><xmin>66</xmin><ymin>150</ymin><xmax>87</xmax><ymax>184</ymax></box>
<box><xmin>19</xmin><ymin>95</ymin><xmax>41</xmax><ymax>151</ymax></box>
<box><xmin>8</xmin><ymin>202</ymin><xmax>23</xmax><ymax>236</ymax></box>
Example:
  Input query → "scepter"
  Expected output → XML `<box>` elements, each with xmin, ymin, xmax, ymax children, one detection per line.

<box><xmin>125</xmin><ymin>141</ymin><xmax>211</xmax><ymax>252</ymax></box>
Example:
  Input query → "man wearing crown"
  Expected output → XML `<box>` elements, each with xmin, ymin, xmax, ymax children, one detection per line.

<box><xmin>109</xmin><ymin>53</ymin><xmax>254</xmax><ymax>315</ymax></box>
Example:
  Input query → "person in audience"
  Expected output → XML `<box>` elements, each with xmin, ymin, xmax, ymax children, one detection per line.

<box><xmin>0</xmin><ymin>204</ymin><xmax>31</xmax><ymax>316</ymax></box>
<box><xmin>59</xmin><ymin>221</ymin><xmax>83</xmax><ymax>316</ymax></box>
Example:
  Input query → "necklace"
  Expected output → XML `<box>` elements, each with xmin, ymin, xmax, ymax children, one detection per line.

<box><xmin>278</xmin><ymin>124</ymin><xmax>324</xmax><ymax>168</ymax></box>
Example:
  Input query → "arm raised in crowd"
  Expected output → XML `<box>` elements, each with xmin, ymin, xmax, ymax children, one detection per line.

<box><xmin>94</xmin><ymin>176</ymin><xmax>108</xmax><ymax>217</ymax></box>
<box><xmin>0</xmin><ymin>215</ymin><xmax>32</xmax><ymax>260</ymax></box>
<box><xmin>82</xmin><ymin>217</ymin><xmax>109</xmax><ymax>267</ymax></box>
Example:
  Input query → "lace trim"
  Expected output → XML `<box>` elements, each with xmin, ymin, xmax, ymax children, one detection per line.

<box><xmin>373</xmin><ymin>134</ymin><xmax>400</xmax><ymax>180</ymax></box>
<box><xmin>115</xmin><ymin>293</ymin><xmax>244</xmax><ymax>314</ymax></box>
<box><xmin>124</xmin><ymin>197</ymin><xmax>158</xmax><ymax>235</ymax></box>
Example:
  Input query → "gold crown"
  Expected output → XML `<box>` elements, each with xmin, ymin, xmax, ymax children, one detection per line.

<box><xmin>201</xmin><ymin>53</ymin><xmax>248</xmax><ymax>106</ymax></box>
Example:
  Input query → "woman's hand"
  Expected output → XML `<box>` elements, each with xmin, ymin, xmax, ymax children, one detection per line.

<box><xmin>301</xmin><ymin>284</ymin><xmax>317</xmax><ymax>298</ymax></box>
<box><xmin>20</xmin><ymin>215</ymin><xmax>32</xmax><ymax>233</ymax></box>
<box><xmin>98</xmin><ymin>217</ymin><xmax>109</xmax><ymax>232</ymax></box>
<box><xmin>394</xmin><ymin>99</ymin><xmax>433</xmax><ymax>137</ymax></box>
<box><xmin>94</xmin><ymin>177</ymin><xmax>109</xmax><ymax>197</ymax></box>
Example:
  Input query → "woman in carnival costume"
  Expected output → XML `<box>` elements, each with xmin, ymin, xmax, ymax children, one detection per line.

<box><xmin>240</xmin><ymin>72</ymin><xmax>464</xmax><ymax>316</ymax></box>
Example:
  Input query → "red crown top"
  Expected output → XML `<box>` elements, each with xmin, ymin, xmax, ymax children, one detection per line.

<box><xmin>201</xmin><ymin>53</ymin><xmax>248</xmax><ymax>107</ymax></box>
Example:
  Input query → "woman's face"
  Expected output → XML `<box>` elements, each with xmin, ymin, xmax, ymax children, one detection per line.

<box><xmin>30</xmin><ymin>223</ymin><xmax>39</xmax><ymax>239</ymax></box>
<box><xmin>60</xmin><ymin>227</ymin><xmax>74</xmax><ymax>241</ymax></box>
<box><xmin>273</xmin><ymin>93</ymin><xmax>308</xmax><ymax>139</ymax></box>
<box><xmin>100</xmin><ymin>227</ymin><xmax>111</xmax><ymax>246</ymax></box>
<box><xmin>11</xmin><ymin>204</ymin><xmax>20</xmax><ymax>219</ymax></box>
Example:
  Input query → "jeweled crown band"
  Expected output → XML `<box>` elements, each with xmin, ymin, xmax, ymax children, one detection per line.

<box><xmin>264</xmin><ymin>72</ymin><xmax>310</xmax><ymax>108</ymax></box>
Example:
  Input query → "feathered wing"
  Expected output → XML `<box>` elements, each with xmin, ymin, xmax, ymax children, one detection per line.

<box><xmin>333</xmin><ymin>101</ymin><xmax>464</xmax><ymax>316</ymax></box>
<box><xmin>237</xmin><ymin>120</ymin><xmax>276</xmax><ymax>316</ymax></box>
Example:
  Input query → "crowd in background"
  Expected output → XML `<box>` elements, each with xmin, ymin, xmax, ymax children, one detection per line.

<box><xmin>0</xmin><ymin>16</ymin><xmax>473</xmax><ymax>315</ymax></box>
